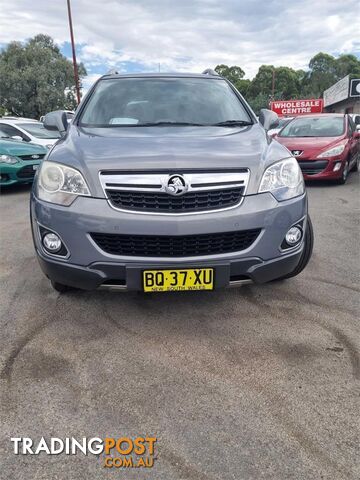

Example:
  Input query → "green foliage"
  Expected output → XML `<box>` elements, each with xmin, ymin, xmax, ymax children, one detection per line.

<box><xmin>215</xmin><ymin>52</ymin><xmax>360</xmax><ymax>114</ymax></box>
<box><xmin>215</xmin><ymin>64</ymin><xmax>245</xmax><ymax>84</ymax></box>
<box><xmin>335</xmin><ymin>54</ymin><xmax>360</xmax><ymax>79</ymax></box>
<box><xmin>0</xmin><ymin>34</ymin><xmax>87</xmax><ymax>118</ymax></box>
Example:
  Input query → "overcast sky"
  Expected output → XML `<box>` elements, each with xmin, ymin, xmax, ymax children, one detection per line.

<box><xmin>1</xmin><ymin>0</ymin><xmax>359</xmax><ymax>91</ymax></box>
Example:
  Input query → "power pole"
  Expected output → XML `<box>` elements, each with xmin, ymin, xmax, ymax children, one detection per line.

<box><xmin>271</xmin><ymin>69</ymin><xmax>276</xmax><ymax>100</ymax></box>
<box><xmin>67</xmin><ymin>0</ymin><xmax>81</xmax><ymax>104</ymax></box>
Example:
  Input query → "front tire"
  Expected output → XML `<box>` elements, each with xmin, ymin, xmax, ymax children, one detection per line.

<box><xmin>350</xmin><ymin>155</ymin><xmax>359</xmax><ymax>173</ymax></box>
<box><xmin>274</xmin><ymin>216</ymin><xmax>314</xmax><ymax>281</ymax></box>
<box><xmin>336</xmin><ymin>160</ymin><xmax>349</xmax><ymax>184</ymax></box>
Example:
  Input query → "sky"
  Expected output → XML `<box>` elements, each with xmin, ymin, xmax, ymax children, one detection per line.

<box><xmin>0</xmin><ymin>0</ymin><xmax>359</xmax><ymax>93</ymax></box>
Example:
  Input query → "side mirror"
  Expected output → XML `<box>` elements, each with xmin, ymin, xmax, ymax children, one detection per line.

<box><xmin>11</xmin><ymin>135</ymin><xmax>23</xmax><ymax>141</ymax></box>
<box><xmin>259</xmin><ymin>109</ymin><xmax>279</xmax><ymax>131</ymax></box>
<box><xmin>43</xmin><ymin>110</ymin><xmax>68</xmax><ymax>135</ymax></box>
<box><xmin>353</xmin><ymin>131</ymin><xmax>360</xmax><ymax>139</ymax></box>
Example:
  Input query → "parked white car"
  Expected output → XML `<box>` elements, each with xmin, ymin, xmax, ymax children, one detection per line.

<box><xmin>0</xmin><ymin>118</ymin><xmax>61</xmax><ymax>149</ymax></box>
<box><xmin>268</xmin><ymin>116</ymin><xmax>294</xmax><ymax>137</ymax></box>
<box><xmin>349</xmin><ymin>114</ymin><xmax>360</xmax><ymax>131</ymax></box>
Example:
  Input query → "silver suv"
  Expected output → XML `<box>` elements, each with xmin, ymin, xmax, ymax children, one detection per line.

<box><xmin>30</xmin><ymin>71</ymin><xmax>313</xmax><ymax>293</ymax></box>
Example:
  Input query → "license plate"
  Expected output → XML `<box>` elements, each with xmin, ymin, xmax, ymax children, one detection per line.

<box><xmin>143</xmin><ymin>268</ymin><xmax>214</xmax><ymax>292</ymax></box>
<box><xmin>32</xmin><ymin>165</ymin><xmax>38</xmax><ymax>170</ymax></box>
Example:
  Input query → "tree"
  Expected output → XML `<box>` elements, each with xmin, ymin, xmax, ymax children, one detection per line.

<box><xmin>335</xmin><ymin>54</ymin><xmax>360</xmax><ymax>79</ymax></box>
<box><xmin>305</xmin><ymin>52</ymin><xmax>337</xmax><ymax>97</ymax></box>
<box><xmin>214</xmin><ymin>64</ymin><xmax>251</xmax><ymax>96</ymax></box>
<box><xmin>213</xmin><ymin>51</ymin><xmax>360</xmax><ymax>114</ymax></box>
<box><xmin>215</xmin><ymin>64</ymin><xmax>245</xmax><ymax>85</ymax></box>
<box><xmin>0</xmin><ymin>34</ymin><xmax>87</xmax><ymax>118</ymax></box>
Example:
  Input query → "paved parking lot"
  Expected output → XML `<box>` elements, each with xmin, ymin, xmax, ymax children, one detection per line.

<box><xmin>0</xmin><ymin>175</ymin><xmax>359</xmax><ymax>480</ymax></box>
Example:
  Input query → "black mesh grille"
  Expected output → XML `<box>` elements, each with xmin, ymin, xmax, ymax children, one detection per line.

<box><xmin>106</xmin><ymin>187</ymin><xmax>244</xmax><ymax>213</ymax></box>
<box><xmin>90</xmin><ymin>229</ymin><xmax>261</xmax><ymax>257</ymax></box>
<box><xmin>16</xmin><ymin>165</ymin><xmax>37</xmax><ymax>179</ymax></box>
<box><xmin>18</xmin><ymin>154</ymin><xmax>46</xmax><ymax>161</ymax></box>
<box><xmin>298</xmin><ymin>160</ymin><xmax>328</xmax><ymax>175</ymax></box>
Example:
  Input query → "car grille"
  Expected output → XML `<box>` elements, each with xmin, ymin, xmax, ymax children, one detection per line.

<box><xmin>16</xmin><ymin>165</ymin><xmax>36</xmax><ymax>179</ymax></box>
<box><xmin>90</xmin><ymin>229</ymin><xmax>261</xmax><ymax>257</ymax></box>
<box><xmin>99</xmin><ymin>170</ymin><xmax>250</xmax><ymax>214</ymax></box>
<box><xmin>106</xmin><ymin>187</ymin><xmax>244</xmax><ymax>213</ymax></box>
<box><xmin>18</xmin><ymin>154</ymin><xmax>46</xmax><ymax>161</ymax></box>
<box><xmin>298</xmin><ymin>160</ymin><xmax>328</xmax><ymax>175</ymax></box>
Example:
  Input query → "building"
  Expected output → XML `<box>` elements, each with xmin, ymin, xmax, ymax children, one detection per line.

<box><xmin>323</xmin><ymin>75</ymin><xmax>360</xmax><ymax>114</ymax></box>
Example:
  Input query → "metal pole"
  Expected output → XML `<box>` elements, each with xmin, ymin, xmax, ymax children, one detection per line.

<box><xmin>67</xmin><ymin>0</ymin><xmax>81</xmax><ymax>104</ymax></box>
<box><xmin>271</xmin><ymin>69</ymin><xmax>275</xmax><ymax>100</ymax></box>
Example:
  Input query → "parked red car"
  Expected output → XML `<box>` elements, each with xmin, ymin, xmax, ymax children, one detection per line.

<box><xmin>275</xmin><ymin>114</ymin><xmax>360</xmax><ymax>184</ymax></box>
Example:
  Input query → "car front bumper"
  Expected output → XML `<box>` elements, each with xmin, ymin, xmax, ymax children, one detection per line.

<box><xmin>0</xmin><ymin>161</ymin><xmax>40</xmax><ymax>185</ymax></box>
<box><xmin>298</xmin><ymin>157</ymin><xmax>346</xmax><ymax>180</ymax></box>
<box><xmin>31</xmin><ymin>192</ymin><xmax>308</xmax><ymax>291</ymax></box>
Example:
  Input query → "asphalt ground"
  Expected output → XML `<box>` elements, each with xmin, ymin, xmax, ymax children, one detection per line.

<box><xmin>0</xmin><ymin>174</ymin><xmax>359</xmax><ymax>480</ymax></box>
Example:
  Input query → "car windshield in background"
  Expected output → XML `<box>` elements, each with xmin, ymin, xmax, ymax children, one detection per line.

<box><xmin>0</xmin><ymin>129</ymin><xmax>9</xmax><ymax>138</ymax></box>
<box><xmin>279</xmin><ymin>116</ymin><xmax>344</xmax><ymax>137</ymax></box>
<box><xmin>79</xmin><ymin>77</ymin><xmax>252</xmax><ymax>127</ymax></box>
<box><xmin>19</xmin><ymin>123</ymin><xmax>61</xmax><ymax>139</ymax></box>
<box><xmin>277</xmin><ymin>118</ymin><xmax>293</xmax><ymax>128</ymax></box>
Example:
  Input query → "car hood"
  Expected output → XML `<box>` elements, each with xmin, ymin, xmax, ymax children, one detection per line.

<box><xmin>47</xmin><ymin>123</ymin><xmax>292</xmax><ymax>197</ymax></box>
<box><xmin>276</xmin><ymin>136</ymin><xmax>344</xmax><ymax>158</ymax></box>
<box><xmin>0</xmin><ymin>139</ymin><xmax>47</xmax><ymax>156</ymax></box>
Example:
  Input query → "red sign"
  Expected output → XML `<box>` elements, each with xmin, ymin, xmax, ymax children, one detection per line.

<box><xmin>270</xmin><ymin>99</ymin><xmax>323</xmax><ymax>116</ymax></box>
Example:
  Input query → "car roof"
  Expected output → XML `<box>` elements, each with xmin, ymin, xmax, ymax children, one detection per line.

<box><xmin>100</xmin><ymin>72</ymin><xmax>223</xmax><ymax>80</ymax></box>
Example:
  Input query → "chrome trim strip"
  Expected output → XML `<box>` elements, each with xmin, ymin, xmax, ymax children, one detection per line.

<box><xmin>98</xmin><ymin>284</ymin><xmax>127</xmax><ymax>291</ymax></box>
<box><xmin>228</xmin><ymin>279</ymin><xmax>253</xmax><ymax>287</ymax></box>
<box><xmin>98</xmin><ymin>170</ymin><xmax>250</xmax><ymax>215</ymax></box>
<box><xmin>98</xmin><ymin>279</ymin><xmax>253</xmax><ymax>291</ymax></box>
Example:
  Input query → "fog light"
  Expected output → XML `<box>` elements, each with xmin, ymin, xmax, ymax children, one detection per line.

<box><xmin>43</xmin><ymin>232</ymin><xmax>62</xmax><ymax>253</ymax></box>
<box><xmin>333</xmin><ymin>162</ymin><xmax>342</xmax><ymax>172</ymax></box>
<box><xmin>285</xmin><ymin>226</ymin><xmax>302</xmax><ymax>246</ymax></box>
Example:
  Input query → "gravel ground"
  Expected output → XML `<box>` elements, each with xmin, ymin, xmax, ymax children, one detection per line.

<box><xmin>0</xmin><ymin>174</ymin><xmax>359</xmax><ymax>480</ymax></box>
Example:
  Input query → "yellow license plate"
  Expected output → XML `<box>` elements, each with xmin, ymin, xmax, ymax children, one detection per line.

<box><xmin>143</xmin><ymin>268</ymin><xmax>214</xmax><ymax>292</ymax></box>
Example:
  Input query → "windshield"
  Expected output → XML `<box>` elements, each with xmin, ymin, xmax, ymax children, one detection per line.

<box><xmin>279</xmin><ymin>116</ymin><xmax>344</xmax><ymax>137</ymax></box>
<box><xmin>18</xmin><ymin>123</ymin><xmax>61</xmax><ymax>139</ymax></box>
<box><xmin>79</xmin><ymin>77</ymin><xmax>252</xmax><ymax>127</ymax></box>
<box><xmin>0</xmin><ymin>128</ymin><xmax>9</xmax><ymax>138</ymax></box>
<box><xmin>277</xmin><ymin>118</ymin><xmax>293</xmax><ymax>129</ymax></box>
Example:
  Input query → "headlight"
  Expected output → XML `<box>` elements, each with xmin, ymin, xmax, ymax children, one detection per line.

<box><xmin>317</xmin><ymin>144</ymin><xmax>346</xmax><ymax>158</ymax></box>
<box><xmin>259</xmin><ymin>158</ymin><xmax>304</xmax><ymax>201</ymax></box>
<box><xmin>0</xmin><ymin>154</ymin><xmax>19</xmax><ymax>164</ymax></box>
<box><xmin>37</xmin><ymin>161</ymin><xmax>90</xmax><ymax>206</ymax></box>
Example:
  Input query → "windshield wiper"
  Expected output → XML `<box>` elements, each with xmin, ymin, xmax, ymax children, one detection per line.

<box><xmin>210</xmin><ymin>120</ymin><xmax>253</xmax><ymax>127</ymax></box>
<box><xmin>137</xmin><ymin>121</ymin><xmax>206</xmax><ymax>127</ymax></box>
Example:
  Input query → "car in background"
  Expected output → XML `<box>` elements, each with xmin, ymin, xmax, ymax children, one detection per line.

<box><xmin>275</xmin><ymin>114</ymin><xmax>359</xmax><ymax>184</ymax></box>
<box><xmin>350</xmin><ymin>113</ymin><xmax>360</xmax><ymax>131</ymax></box>
<box><xmin>268</xmin><ymin>116</ymin><xmax>294</xmax><ymax>137</ymax></box>
<box><xmin>0</xmin><ymin>129</ymin><xmax>47</xmax><ymax>186</ymax></box>
<box><xmin>0</xmin><ymin>118</ymin><xmax>61</xmax><ymax>149</ymax></box>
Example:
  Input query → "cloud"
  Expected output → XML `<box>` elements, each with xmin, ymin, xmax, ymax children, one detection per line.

<box><xmin>0</xmin><ymin>0</ymin><xmax>359</xmax><ymax>84</ymax></box>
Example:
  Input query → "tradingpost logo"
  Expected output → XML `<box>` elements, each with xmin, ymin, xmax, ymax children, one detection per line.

<box><xmin>11</xmin><ymin>436</ymin><xmax>157</xmax><ymax>469</ymax></box>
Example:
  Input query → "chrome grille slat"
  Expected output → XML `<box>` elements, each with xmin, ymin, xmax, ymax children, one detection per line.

<box><xmin>99</xmin><ymin>170</ymin><xmax>250</xmax><ymax>214</ymax></box>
